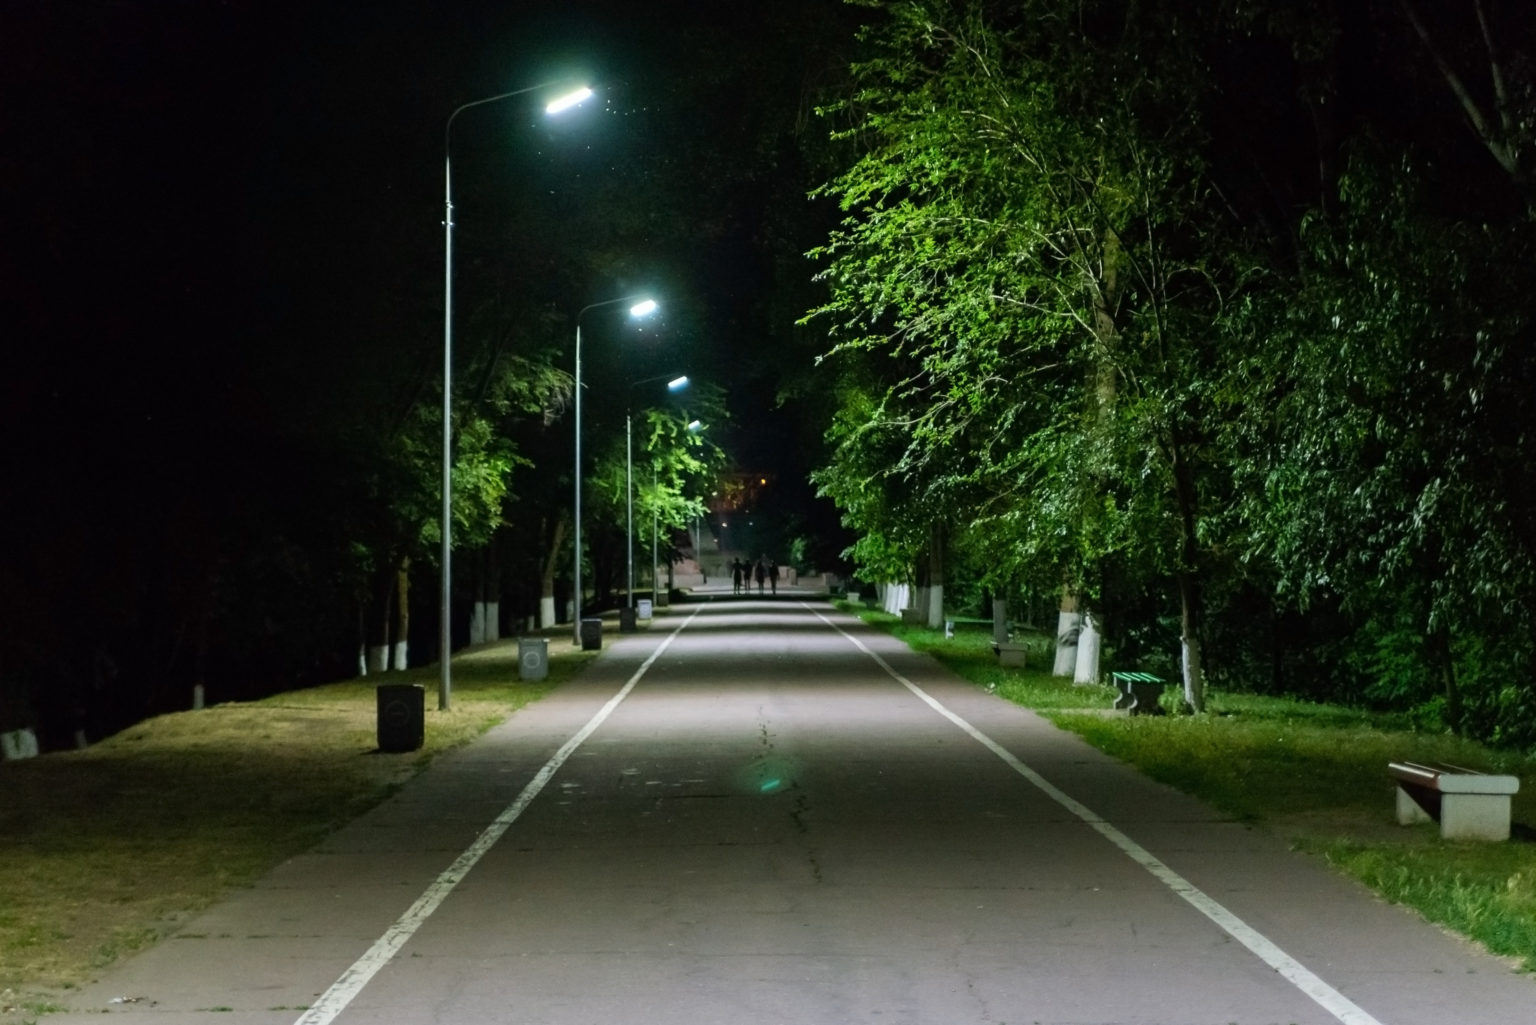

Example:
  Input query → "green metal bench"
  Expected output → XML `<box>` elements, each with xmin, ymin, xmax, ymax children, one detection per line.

<box><xmin>1110</xmin><ymin>671</ymin><xmax>1168</xmax><ymax>716</ymax></box>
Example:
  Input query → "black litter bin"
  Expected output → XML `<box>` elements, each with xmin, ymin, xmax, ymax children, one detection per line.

<box><xmin>376</xmin><ymin>683</ymin><xmax>424</xmax><ymax>753</ymax></box>
<box><xmin>579</xmin><ymin>617</ymin><xmax>603</xmax><ymax>651</ymax></box>
<box><xmin>619</xmin><ymin>607</ymin><xmax>637</xmax><ymax>633</ymax></box>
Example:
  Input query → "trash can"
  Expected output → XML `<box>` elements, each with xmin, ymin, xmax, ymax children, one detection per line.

<box><xmin>579</xmin><ymin>617</ymin><xmax>603</xmax><ymax>651</ymax></box>
<box><xmin>376</xmin><ymin>683</ymin><xmax>424</xmax><ymax>753</ymax></box>
<box><xmin>636</xmin><ymin>598</ymin><xmax>653</xmax><ymax>620</ymax></box>
<box><xmin>619</xmin><ymin>607</ymin><xmax>638</xmax><ymax>633</ymax></box>
<box><xmin>518</xmin><ymin>636</ymin><xmax>549</xmax><ymax>681</ymax></box>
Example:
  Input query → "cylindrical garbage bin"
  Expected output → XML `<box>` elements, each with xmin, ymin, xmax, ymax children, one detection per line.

<box><xmin>619</xmin><ymin>607</ymin><xmax>637</xmax><ymax>633</ymax></box>
<box><xmin>636</xmin><ymin>598</ymin><xmax>653</xmax><ymax>619</ymax></box>
<box><xmin>579</xmin><ymin>617</ymin><xmax>603</xmax><ymax>651</ymax></box>
<box><xmin>518</xmin><ymin>636</ymin><xmax>549</xmax><ymax>681</ymax></box>
<box><xmin>376</xmin><ymin>684</ymin><xmax>424</xmax><ymax>753</ymax></box>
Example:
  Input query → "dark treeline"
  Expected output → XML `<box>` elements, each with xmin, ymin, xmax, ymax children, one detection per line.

<box><xmin>0</xmin><ymin>0</ymin><xmax>854</xmax><ymax>749</ymax></box>
<box><xmin>801</xmin><ymin>0</ymin><xmax>1536</xmax><ymax>746</ymax></box>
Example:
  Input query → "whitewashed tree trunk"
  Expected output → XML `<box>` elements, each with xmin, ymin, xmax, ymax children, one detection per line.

<box><xmin>468</xmin><ymin>600</ymin><xmax>502</xmax><ymax>644</ymax></box>
<box><xmin>1052</xmin><ymin>591</ymin><xmax>1081</xmax><ymax>677</ymax></box>
<box><xmin>1179</xmin><ymin>574</ymin><xmax>1206</xmax><ymax>712</ymax></box>
<box><xmin>391</xmin><ymin>564</ymin><xmax>410</xmax><ymax>670</ymax></box>
<box><xmin>1073</xmin><ymin>612</ymin><xmax>1101</xmax><ymax>685</ymax></box>
<box><xmin>924</xmin><ymin>525</ymin><xmax>945</xmax><ymax>628</ymax></box>
<box><xmin>1</xmin><ymin>729</ymin><xmax>39</xmax><ymax>760</ymax></box>
<box><xmin>539</xmin><ymin>516</ymin><xmax>567</xmax><ymax>630</ymax></box>
<box><xmin>358</xmin><ymin>645</ymin><xmax>369</xmax><ymax>677</ymax></box>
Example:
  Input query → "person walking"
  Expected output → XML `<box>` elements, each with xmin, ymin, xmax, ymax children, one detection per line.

<box><xmin>768</xmin><ymin>557</ymin><xmax>778</xmax><ymax>595</ymax></box>
<box><xmin>731</xmin><ymin>558</ymin><xmax>744</xmax><ymax>595</ymax></box>
<box><xmin>753</xmin><ymin>557</ymin><xmax>767</xmax><ymax>595</ymax></box>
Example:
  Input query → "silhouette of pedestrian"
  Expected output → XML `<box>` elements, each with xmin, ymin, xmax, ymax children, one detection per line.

<box><xmin>768</xmin><ymin>557</ymin><xmax>778</xmax><ymax>595</ymax></box>
<box><xmin>731</xmin><ymin>558</ymin><xmax>744</xmax><ymax>595</ymax></box>
<box><xmin>753</xmin><ymin>557</ymin><xmax>767</xmax><ymax>595</ymax></box>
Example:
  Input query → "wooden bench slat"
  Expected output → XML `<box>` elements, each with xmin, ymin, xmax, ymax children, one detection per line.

<box><xmin>1388</xmin><ymin>761</ymin><xmax>1519</xmax><ymax>795</ymax></box>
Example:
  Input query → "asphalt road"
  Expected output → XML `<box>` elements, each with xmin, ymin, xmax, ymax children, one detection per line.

<box><xmin>48</xmin><ymin>598</ymin><xmax>1536</xmax><ymax>1024</ymax></box>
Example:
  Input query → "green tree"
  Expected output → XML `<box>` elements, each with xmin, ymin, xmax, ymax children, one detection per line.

<box><xmin>809</xmin><ymin>0</ymin><xmax>1257</xmax><ymax>707</ymax></box>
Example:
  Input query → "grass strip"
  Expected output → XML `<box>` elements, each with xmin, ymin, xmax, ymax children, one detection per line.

<box><xmin>0</xmin><ymin>636</ymin><xmax>595</xmax><ymax>1013</ymax></box>
<box><xmin>844</xmin><ymin>601</ymin><xmax>1536</xmax><ymax>972</ymax></box>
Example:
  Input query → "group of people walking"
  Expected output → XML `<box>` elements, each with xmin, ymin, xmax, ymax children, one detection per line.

<box><xmin>731</xmin><ymin>556</ymin><xmax>778</xmax><ymax>595</ymax></box>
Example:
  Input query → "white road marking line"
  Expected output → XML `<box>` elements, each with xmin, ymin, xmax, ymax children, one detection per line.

<box><xmin>811</xmin><ymin>605</ymin><xmax>1387</xmax><ymax>1025</ymax></box>
<box><xmin>292</xmin><ymin>609</ymin><xmax>700</xmax><ymax>1025</ymax></box>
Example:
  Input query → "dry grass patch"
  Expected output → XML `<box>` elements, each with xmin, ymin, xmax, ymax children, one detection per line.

<box><xmin>0</xmin><ymin>637</ymin><xmax>591</xmax><ymax>1005</ymax></box>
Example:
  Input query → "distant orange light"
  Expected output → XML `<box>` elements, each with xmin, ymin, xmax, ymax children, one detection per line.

<box><xmin>759</xmin><ymin>478</ymin><xmax>766</xmax><ymax>485</ymax></box>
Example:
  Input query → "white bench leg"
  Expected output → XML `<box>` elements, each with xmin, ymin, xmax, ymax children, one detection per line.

<box><xmin>1396</xmin><ymin>786</ymin><xmax>1434</xmax><ymax>825</ymax></box>
<box><xmin>1440</xmin><ymin>794</ymin><xmax>1512</xmax><ymax>842</ymax></box>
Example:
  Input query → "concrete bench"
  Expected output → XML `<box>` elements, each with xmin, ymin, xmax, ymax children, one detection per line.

<box><xmin>1389</xmin><ymin>761</ymin><xmax>1520</xmax><ymax>841</ymax></box>
<box><xmin>990</xmin><ymin>641</ymin><xmax>1029</xmax><ymax>667</ymax></box>
<box><xmin>1110</xmin><ymin>672</ymin><xmax>1167</xmax><ymax>716</ymax></box>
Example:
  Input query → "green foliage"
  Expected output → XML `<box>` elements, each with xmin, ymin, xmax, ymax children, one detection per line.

<box><xmin>807</xmin><ymin>0</ymin><xmax>1267</xmax><ymax>710</ymax></box>
<box><xmin>806</xmin><ymin>0</ymin><xmax>1536</xmax><ymax>744</ymax></box>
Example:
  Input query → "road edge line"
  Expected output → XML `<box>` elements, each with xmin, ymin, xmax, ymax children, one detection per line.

<box><xmin>293</xmin><ymin>607</ymin><xmax>702</xmax><ymax>1025</ymax></box>
<box><xmin>809</xmin><ymin>604</ymin><xmax>1386</xmax><ymax>1025</ymax></box>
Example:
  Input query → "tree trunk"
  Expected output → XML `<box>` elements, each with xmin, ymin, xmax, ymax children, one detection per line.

<box><xmin>1053</xmin><ymin>589</ymin><xmax>1081</xmax><ymax>677</ymax></box>
<box><xmin>1073</xmin><ymin>611</ymin><xmax>1101</xmax><ymax>685</ymax></box>
<box><xmin>357</xmin><ymin>601</ymin><xmax>368</xmax><ymax>677</ymax></box>
<box><xmin>366</xmin><ymin>560</ymin><xmax>393</xmax><ymax>675</ymax></box>
<box><xmin>539</xmin><ymin>516</ymin><xmax>567</xmax><ymax>628</ymax></box>
<box><xmin>1168</xmin><ymin>436</ymin><xmax>1206</xmax><ymax>713</ymax></box>
<box><xmin>1178</xmin><ymin>571</ymin><xmax>1206</xmax><ymax>713</ymax></box>
<box><xmin>470</xmin><ymin>541</ymin><xmax>501</xmax><ymax>646</ymax></box>
<box><xmin>392</xmin><ymin>559</ymin><xmax>409</xmax><ymax>671</ymax></box>
<box><xmin>924</xmin><ymin>523</ymin><xmax>945</xmax><ymax>628</ymax></box>
<box><xmin>1428</xmin><ymin>626</ymin><xmax>1462</xmax><ymax>735</ymax></box>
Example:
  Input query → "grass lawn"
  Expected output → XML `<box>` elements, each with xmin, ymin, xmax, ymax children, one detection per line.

<box><xmin>854</xmin><ymin>603</ymin><xmax>1536</xmax><ymax>972</ymax></box>
<box><xmin>0</xmin><ymin>636</ymin><xmax>595</xmax><ymax>1019</ymax></box>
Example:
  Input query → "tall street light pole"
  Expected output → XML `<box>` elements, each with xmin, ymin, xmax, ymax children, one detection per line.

<box><xmin>573</xmin><ymin>297</ymin><xmax>658</xmax><ymax>645</ymax></box>
<box><xmin>439</xmin><ymin>83</ymin><xmax>593</xmax><ymax>711</ymax></box>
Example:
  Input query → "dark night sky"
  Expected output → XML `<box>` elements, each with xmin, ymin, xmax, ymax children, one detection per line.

<box><xmin>1</xmin><ymin>0</ymin><xmax>854</xmax><ymax>552</ymax></box>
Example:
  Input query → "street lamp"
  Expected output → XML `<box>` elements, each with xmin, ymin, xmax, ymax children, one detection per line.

<box><xmin>626</xmin><ymin>374</ymin><xmax>689</xmax><ymax>620</ymax></box>
<box><xmin>439</xmin><ymin>82</ymin><xmax>593</xmax><ymax>710</ymax></box>
<box><xmin>573</xmin><ymin>296</ymin><xmax>659</xmax><ymax>644</ymax></box>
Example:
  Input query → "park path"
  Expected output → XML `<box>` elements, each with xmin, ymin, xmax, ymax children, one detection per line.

<box><xmin>46</xmin><ymin>598</ymin><xmax>1535</xmax><ymax>1024</ymax></box>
